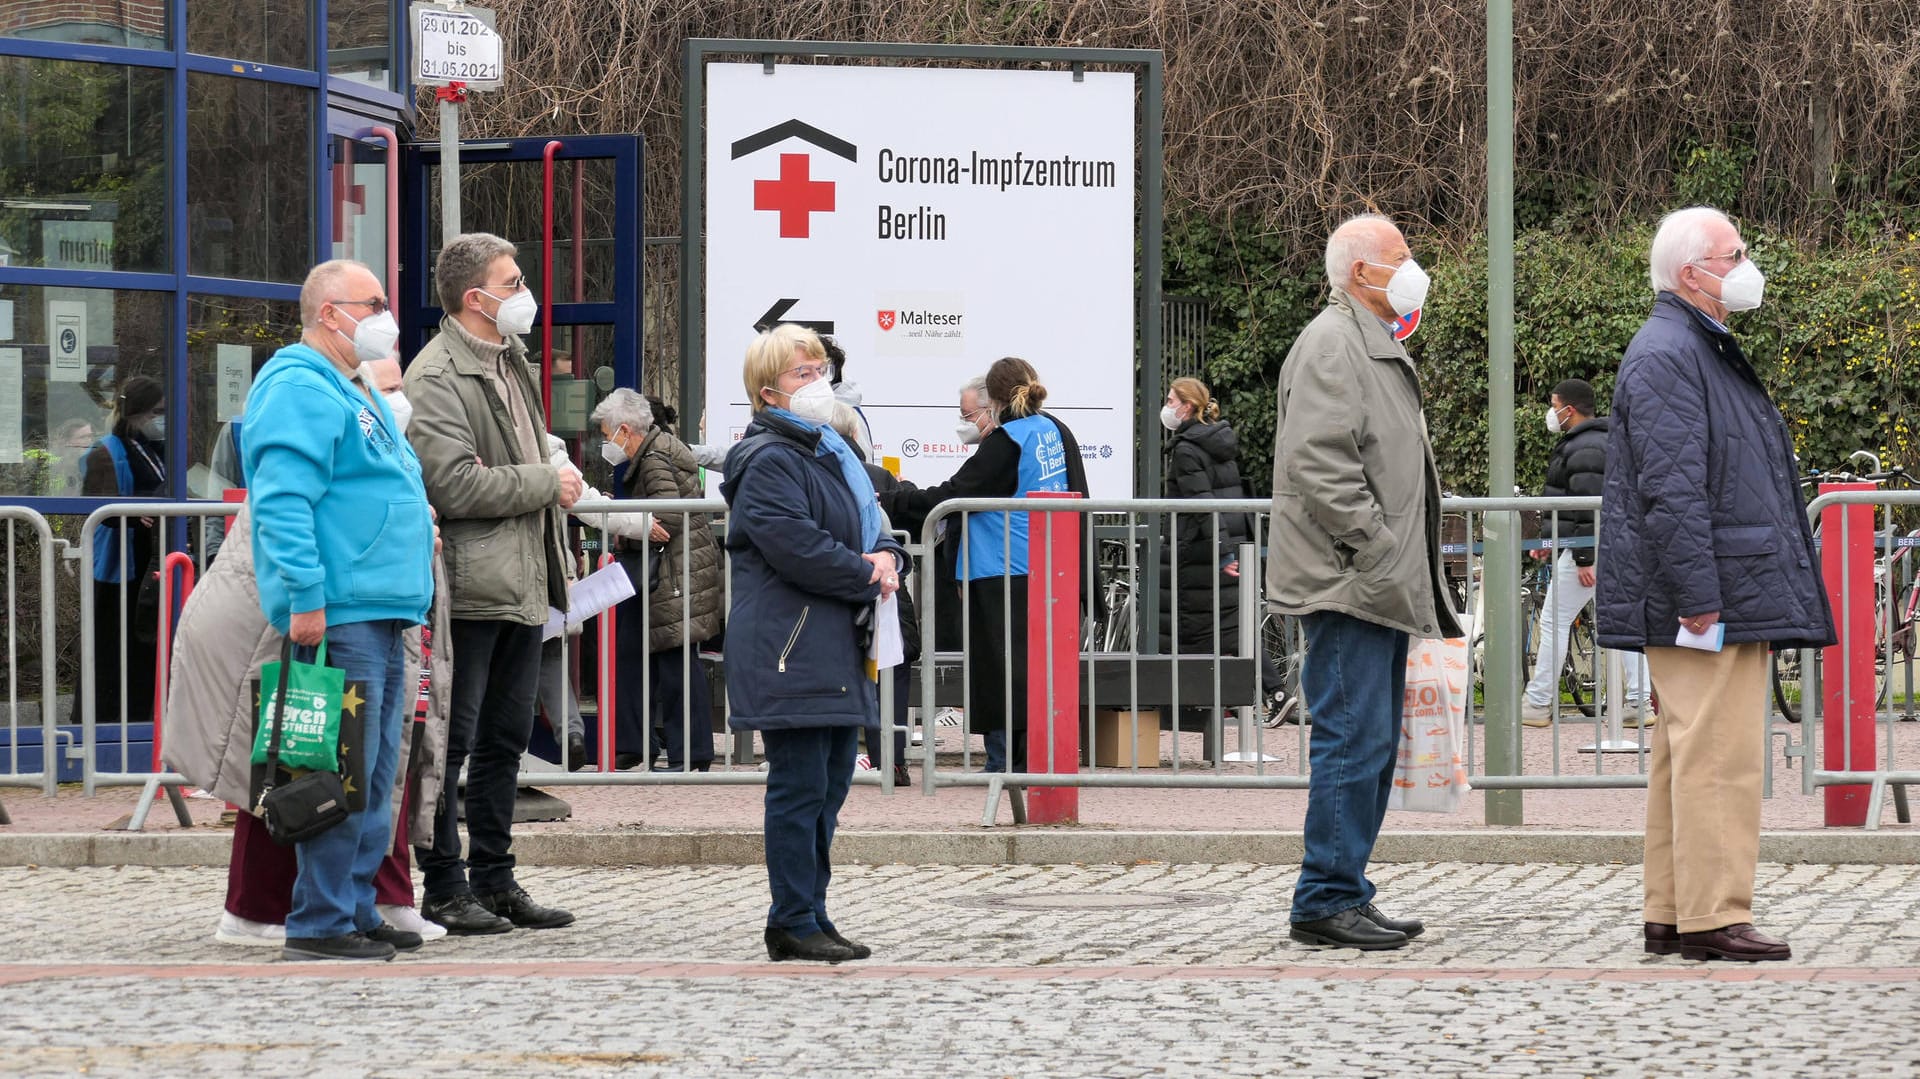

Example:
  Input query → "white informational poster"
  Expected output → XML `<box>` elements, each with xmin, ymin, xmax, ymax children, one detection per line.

<box><xmin>46</xmin><ymin>299</ymin><xmax>86</xmax><ymax>382</ymax></box>
<box><xmin>704</xmin><ymin>63</ymin><xmax>1137</xmax><ymax>494</ymax></box>
<box><xmin>216</xmin><ymin>343</ymin><xmax>253</xmax><ymax>422</ymax></box>
<box><xmin>0</xmin><ymin>348</ymin><xmax>21</xmax><ymax>464</ymax></box>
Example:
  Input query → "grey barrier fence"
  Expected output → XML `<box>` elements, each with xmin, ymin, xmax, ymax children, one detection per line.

<box><xmin>1789</xmin><ymin>489</ymin><xmax>1920</xmax><ymax>829</ymax></box>
<box><xmin>1</xmin><ymin>507</ymin><xmax>59</xmax><ymax>814</ymax></box>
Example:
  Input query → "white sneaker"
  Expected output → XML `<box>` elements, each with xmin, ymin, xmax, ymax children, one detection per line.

<box><xmin>215</xmin><ymin>911</ymin><xmax>286</xmax><ymax>947</ymax></box>
<box><xmin>1520</xmin><ymin>702</ymin><xmax>1555</xmax><ymax>728</ymax></box>
<box><xmin>377</xmin><ymin>903</ymin><xmax>448</xmax><ymax>942</ymax></box>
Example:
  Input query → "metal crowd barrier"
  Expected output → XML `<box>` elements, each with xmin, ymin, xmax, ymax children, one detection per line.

<box><xmin>1</xmin><ymin>507</ymin><xmax>60</xmax><ymax>814</ymax></box>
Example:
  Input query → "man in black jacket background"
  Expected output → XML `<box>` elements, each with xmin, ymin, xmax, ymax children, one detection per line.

<box><xmin>1520</xmin><ymin>378</ymin><xmax>1650</xmax><ymax>727</ymax></box>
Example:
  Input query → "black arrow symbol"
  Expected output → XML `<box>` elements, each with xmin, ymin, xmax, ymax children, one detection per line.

<box><xmin>754</xmin><ymin>299</ymin><xmax>835</xmax><ymax>336</ymax></box>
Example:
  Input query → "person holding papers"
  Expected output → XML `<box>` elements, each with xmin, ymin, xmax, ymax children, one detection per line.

<box><xmin>720</xmin><ymin>324</ymin><xmax>906</xmax><ymax>964</ymax></box>
<box><xmin>1597</xmin><ymin>207</ymin><xmax>1834</xmax><ymax>962</ymax></box>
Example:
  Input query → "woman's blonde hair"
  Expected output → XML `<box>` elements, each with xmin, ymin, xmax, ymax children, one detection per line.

<box><xmin>984</xmin><ymin>356</ymin><xmax>1047</xmax><ymax>420</ymax></box>
<box><xmin>1169</xmin><ymin>377</ymin><xmax>1221</xmax><ymax>422</ymax></box>
<box><xmin>743</xmin><ymin>323</ymin><xmax>826</xmax><ymax>413</ymax></box>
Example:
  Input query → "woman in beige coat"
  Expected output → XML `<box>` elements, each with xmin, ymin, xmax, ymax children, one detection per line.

<box><xmin>164</xmin><ymin>504</ymin><xmax>454</xmax><ymax>947</ymax></box>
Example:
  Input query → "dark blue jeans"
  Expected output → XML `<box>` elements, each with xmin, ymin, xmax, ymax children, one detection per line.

<box><xmin>418</xmin><ymin>618</ymin><xmax>540</xmax><ymax>900</ymax></box>
<box><xmin>760</xmin><ymin>725</ymin><xmax>858</xmax><ymax>937</ymax></box>
<box><xmin>1290</xmin><ymin>611</ymin><xmax>1410</xmax><ymax>924</ymax></box>
<box><xmin>287</xmin><ymin>619</ymin><xmax>408</xmax><ymax>940</ymax></box>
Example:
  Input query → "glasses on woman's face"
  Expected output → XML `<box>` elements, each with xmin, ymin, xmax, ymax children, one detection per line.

<box><xmin>783</xmin><ymin>363</ymin><xmax>832</xmax><ymax>384</ymax></box>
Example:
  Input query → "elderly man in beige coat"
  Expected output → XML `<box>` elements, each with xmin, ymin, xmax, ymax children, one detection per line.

<box><xmin>1269</xmin><ymin>214</ymin><xmax>1463</xmax><ymax>951</ymax></box>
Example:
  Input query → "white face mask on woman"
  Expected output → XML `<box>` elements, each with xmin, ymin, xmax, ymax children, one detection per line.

<box><xmin>777</xmin><ymin>379</ymin><xmax>837</xmax><ymax>424</ymax></box>
<box><xmin>1159</xmin><ymin>405</ymin><xmax>1185</xmax><ymax>431</ymax></box>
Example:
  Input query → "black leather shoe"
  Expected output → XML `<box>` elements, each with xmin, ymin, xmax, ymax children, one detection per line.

<box><xmin>283</xmin><ymin>932</ymin><xmax>396</xmax><ymax>962</ymax></box>
<box><xmin>765</xmin><ymin>927</ymin><xmax>860</xmax><ymax>963</ymax></box>
<box><xmin>420</xmin><ymin>893</ymin><xmax>513</xmax><ymax>936</ymax></box>
<box><xmin>476</xmin><ymin>885</ymin><xmax>575</xmax><ymax>930</ymax></box>
<box><xmin>366</xmin><ymin>922</ymin><xmax>423</xmax><ymax>952</ymax></box>
<box><xmin>1644</xmin><ymin>922</ymin><xmax>1681</xmax><ymax>955</ymax></box>
<box><xmin>1679</xmin><ymin>923</ymin><xmax>1790</xmax><ymax>962</ymax></box>
<box><xmin>566</xmin><ymin>732</ymin><xmax>590</xmax><ymax>772</ymax></box>
<box><xmin>1358</xmin><ymin>902</ymin><xmax>1424</xmax><ymax>939</ymax></box>
<box><xmin>614</xmin><ymin>752</ymin><xmax>646</xmax><ymax>771</ymax></box>
<box><xmin>822</xmin><ymin>927</ymin><xmax>872</xmax><ymax>960</ymax></box>
<box><xmin>1289</xmin><ymin>908</ymin><xmax>1409</xmax><ymax>950</ymax></box>
<box><xmin>892</xmin><ymin>764</ymin><xmax>913</xmax><ymax>788</ymax></box>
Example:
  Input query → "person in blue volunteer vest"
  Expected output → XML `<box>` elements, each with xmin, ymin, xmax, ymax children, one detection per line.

<box><xmin>242</xmin><ymin>258</ymin><xmax>436</xmax><ymax>962</ymax></box>
<box><xmin>884</xmin><ymin>356</ymin><xmax>1093</xmax><ymax>774</ymax></box>
<box><xmin>81</xmin><ymin>374</ymin><xmax>167</xmax><ymax>728</ymax></box>
<box><xmin>722</xmin><ymin>323</ymin><xmax>907</xmax><ymax>964</ymax></box>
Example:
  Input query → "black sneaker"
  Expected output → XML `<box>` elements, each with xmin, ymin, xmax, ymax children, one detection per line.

<box><xmin>1263</xmin><ymin>692</ymin><xmax>1303</xmax><ymax>728</ymax></box>
<box><xmin>283</xmin><ymin>932</ymin><xmax>397</xmax><ymax>962</ymax></box>
<box><xmin>419</xmin><ymin>893</ymin><xmax>514</xmax><ymax>935</ymax></box>
<box><xmin>366</xmin><ymin>922</ymin><xmax>424</xmax><ymax>951</ymax></box>
<box><xmin>476</xmin><ymin>884</ymin><xmax>575</xmax><ymax>929</ymax></box>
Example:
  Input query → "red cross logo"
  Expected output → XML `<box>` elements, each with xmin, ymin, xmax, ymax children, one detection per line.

<box><xmin>754</xmin><ymin>153</ymin><xmax>835</xmax><ymax>238</ymax></box>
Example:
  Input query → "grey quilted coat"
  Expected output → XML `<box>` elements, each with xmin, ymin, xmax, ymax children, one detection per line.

<box><xmin>162</xmin><ymin>506</ymin><xmax>454</xmax><ymax>845</ymax></box>
<box><xmin>621</xmin><ymin>427</ymin><xmax>724</xmax><ymax>652</ymax></box>
<box><xmin>1595</xmin><ymin>293</ymin><xmax>1835</xmax><ymax>651</ymax></box>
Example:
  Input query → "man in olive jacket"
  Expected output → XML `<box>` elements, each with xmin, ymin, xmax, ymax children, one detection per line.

<box><xmin>1268</xmin><ymin>214</ymin><xmax>1462</xmax><ymax>951</ymax></box>
<box><xmin>405</xmin><ymin>232</ymin><xmax>582</xmax><ymax>935</ymax></box>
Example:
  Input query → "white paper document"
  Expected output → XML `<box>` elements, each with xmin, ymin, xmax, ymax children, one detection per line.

<box><xmin>868</xmin><ymin>592</ymin><xmax>904</xmax><ymax>669</ymax></box>
<box><xmin>1675</xmin><ymin>622</ymin><xmax>1726</xmax><ymax>652</ymax></box>
<box><xmin>543</xmin><ymin>561</ymin><xmax>637</xmax><ymax>640</ymax></box>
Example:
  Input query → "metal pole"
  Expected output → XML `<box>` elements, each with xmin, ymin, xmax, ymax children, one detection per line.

<box><xmin>438</xmin><ymin>97</ymin><xmax>460</xmax><ymax>245</ymax></box>
<box><xmin>1481</xmin><ymin>0</ymin><xmax>1523</xmax><ymax>825</ymax></box>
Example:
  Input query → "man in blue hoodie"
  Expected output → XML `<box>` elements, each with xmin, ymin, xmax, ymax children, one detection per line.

<box><xmin>243</xmin><ymin>259</ymin><xmax>436</xmax><ymax>962</ymax></box>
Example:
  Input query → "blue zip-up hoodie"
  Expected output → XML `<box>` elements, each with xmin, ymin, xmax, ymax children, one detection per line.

<box><xmin>241</xmin><ymin>341</ymin><xmax>434</xmax><ymax>633</ymax></box>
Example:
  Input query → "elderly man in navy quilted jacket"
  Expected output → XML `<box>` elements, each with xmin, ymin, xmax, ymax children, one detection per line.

<box><xmin>1596</xmin><ymin>207</ymin><xmax>1834</xmax><ymax>963</ymax></box>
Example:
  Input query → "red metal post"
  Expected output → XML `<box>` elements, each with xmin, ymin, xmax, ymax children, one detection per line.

<box><xmin>151</xmin><ymin>552</ymin><xmax>196</xmax><ymax>773</ymax></box>
<box><xmin>597</xmin><ymin>552</ymin><xmax>618</xmax><ymax>773</ymax></box>
<box><xmin>540</xmin><ymin>140</ymin><xmax>564</xmax><ymax>422</ymax></box>
<box><xmin>1025</xmin><ymin>492</ymin><xmax>1081</xmax><ymax>824</ymax></box>
<box><xmin>1820</xmin><ymin>482</ymin><xmax>1876</xmax><ymax>826</ymax></box>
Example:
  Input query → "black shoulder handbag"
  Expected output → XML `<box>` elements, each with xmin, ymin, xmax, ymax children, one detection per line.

<box><xmin>254</xmin><ymin>638</ymin><xmax>351</xmax><ymax>846</ymax></box>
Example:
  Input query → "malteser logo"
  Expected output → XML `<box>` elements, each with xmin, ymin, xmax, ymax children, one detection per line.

<box><xmin>731</xmin><ymin>120</ymin><xmax>858</xmax><ymax>240</ymax></box>
<box><xmin>877</xmin><ymin>310</ymin><xmax>897</xmax><ymax>331</ymax></box>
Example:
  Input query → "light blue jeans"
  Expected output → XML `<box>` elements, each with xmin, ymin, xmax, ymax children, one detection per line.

<box><xmin>1524</xmin><ymin>551</ymin><xmax>1650</xmax><ymax>709</ymax></box>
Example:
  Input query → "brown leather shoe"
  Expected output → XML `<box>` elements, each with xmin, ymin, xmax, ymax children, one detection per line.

<box><xmin>1643</xmin><ymin>922</ymin><xmax>1680</xmax><ymax>955</ymax></box>
<box><xmin>1678</xmin><ymin>923</ymin><xmax>1790</xmax><ymax>962</ymax></box>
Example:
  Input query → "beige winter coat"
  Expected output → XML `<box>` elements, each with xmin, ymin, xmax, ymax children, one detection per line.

<box><xmin>162</xmin><ymin>506</ymin><xmax>453</xmax><ymax>845</ymax></box>
<box><xmin>1266</xmin><ymin>288</ymin><xmax>1463</xmax><ymax>639</ymax></box>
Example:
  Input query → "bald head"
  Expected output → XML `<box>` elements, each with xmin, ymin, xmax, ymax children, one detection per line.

<box><xmin>359</xmin><ymin>356</ymin><xmax>403</xmax><ymax>393</ymax></box>
<box><xmin>300</xmin><ymin>260</ymin><xmax>380</xmax><ymax>329</ymax></box>
<box><xmin>1325</xmin><ymin>215</ymin><xmax>1406</xmax><ymax>290</ymax></box>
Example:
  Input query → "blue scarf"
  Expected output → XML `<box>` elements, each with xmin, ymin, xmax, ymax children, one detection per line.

<box><xmin>770</xmin><ymin>407</ymin><xmax>882</xmax><ymax>551</ymax></box>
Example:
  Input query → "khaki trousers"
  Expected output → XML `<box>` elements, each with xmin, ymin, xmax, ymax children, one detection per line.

<box><xmin>1642</xmin><ymin>641</ymin><xmax>1770</xmax><ymax>933</ymax></box>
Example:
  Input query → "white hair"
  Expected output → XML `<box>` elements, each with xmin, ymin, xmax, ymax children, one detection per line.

<box><xmin>1324</xmin><ymin>214</ymin><xmax>1394</xmax><ymax>289</ymax></box>
<box><xmin>958</xmin><ymin>375</ymin><xmax>992</xmax><ymax>409</ymax></box>
<box><xmin>1649</xmin><ymin>206</ymin><xmax>1731</xmax><ymax>293</ymax></box>
<box><xmin>589</xmin><ymin>387</ymin><xmax>653</xmax><ymax>433</ymax></box>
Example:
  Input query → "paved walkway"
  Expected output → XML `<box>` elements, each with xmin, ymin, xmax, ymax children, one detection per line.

<box><xmin>2</xmin><ymin>862</ymin><xmax>1917</xmax><ymax>1077</ymax></box>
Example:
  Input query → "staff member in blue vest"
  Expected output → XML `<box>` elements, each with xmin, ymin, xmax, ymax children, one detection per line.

<box><xmin>885</xmin><ymin>357</ymin><xmax>1093</xmax><ymax>774</ymax></box>
<box><xmin>81</xmin><ymin>374</ymin><xmax>167</xmax><ymax>727</ymax></box>
<box><xmin>721</xmin><ymin>323</ymin><xmax>906</xmax><ymax>964</ymax></box>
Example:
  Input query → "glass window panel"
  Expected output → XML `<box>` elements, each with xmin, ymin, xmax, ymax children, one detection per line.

<box><xmin>185</xmin><ymin>294</ymin><xmax>300</xmax><ymax>498</ymax></box>
<box><xmin>329</xmin><ymin>134</ymin><xmax>389</xmax><ymax>291</ymax></box>
<box><xmin>327</xmin><ymin>0</ymin><xmax>395</xmax><ymax>90</ymax></box>
<box><xmin>0</xmin><ymin>0</ymin><xmax>169</xmax><ymax>50</ymax></box>
<box><xmin>187</xmin><ymin>72</ymin><xmax>313</xmax><ymax>284</ymax></box>
<box><xmin>186</xmin><ymin>0</ymin><xmax>308</xmax><ymax>68</ymax></box>
<box><xmin>0</xmin><ymin>58</ymin><xmax>169</xmax><ymax>273</ymax></box>
<box><xmin>0</xmin><ymin>284</ymin><xmax>170</xmax><ymax>499</ymax></box>
<box><xmin>424</xmin><ymin>158</ymin><xmax>619</xmax><ymax>308</ymax></box>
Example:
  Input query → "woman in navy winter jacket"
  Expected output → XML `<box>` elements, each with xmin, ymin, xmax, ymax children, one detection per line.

<box><xmin>720</xmin><ymin>323</ymin><xmax>906</xmax><ymax>964</ymax></box>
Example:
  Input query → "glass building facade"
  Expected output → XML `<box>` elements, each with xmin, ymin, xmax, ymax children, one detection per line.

<box><xmin>0</xmin><ymin>0</ymin><xmax>408</xmax><ymax>506</ymax></box>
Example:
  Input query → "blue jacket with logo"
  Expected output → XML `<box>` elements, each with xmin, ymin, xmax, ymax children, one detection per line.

<box><xmin>241</xmin><ymin>341</ymin><xmax>435</xmax><ymax>634</ymax></box>
<box><xmin>1595</xmin><ymin>293</ymin><xmax>1834</xmax><ymax>651</ymax></box>
<box><xmin>720</xmin><ymin>410</ymin><xmax>906</xmax><ymax>732</ymax></box>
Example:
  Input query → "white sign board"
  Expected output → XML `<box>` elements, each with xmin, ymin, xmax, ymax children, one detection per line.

<box><xmin>411</xmin><ymin>3</ymin><xmax>503</xmax><ymax>89</ymax></box>
<box><xmin>0</xmin><ymin>348</ymin><xmax>21</xmax><ymax>464</ymax></box>
<box><xmin>47</xmin><ymin>299</ymin><xmax>86</xmax><ymax>382</ymax></box>
<box><xmin>216</xmin><ymin>343</ymin><xmax>253</xmax><ymax>422</ymax></box>
<box><xmin>704</xmin><ymin>63</ymin><xmax>1137</xmax><ymax>494</ymax></box>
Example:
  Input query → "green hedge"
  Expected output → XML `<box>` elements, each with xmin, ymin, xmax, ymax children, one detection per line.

<box><xmin>1168</xmin><ymin>217</ymin><xmax>1920</xmax><ymax>496</ymax></box>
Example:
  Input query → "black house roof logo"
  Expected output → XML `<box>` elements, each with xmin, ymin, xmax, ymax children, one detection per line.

<box><xmin>731</xmin><ymin>120</ymin><xmax>858</xmax><ymax>239</ymax></box>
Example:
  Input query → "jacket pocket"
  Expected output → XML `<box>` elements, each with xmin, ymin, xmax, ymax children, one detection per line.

<box><xmin>347</xmin><ymin>499</ymin><xmax>433</xmax><ymax>605</ymax></box>
<box><xmin>443</xmin><ymin>517</ymin><xmax>513</xmax><ymax>603</ymax></box>
<box><xmin>1712</xmin><ymin>525</ymin><xmax>1777</xmax><ymax>557</ymax></box>
<box><xmin>769</xmin><ymin>605</ymin><xmax>851</xmax><ymax>700</ymax></box>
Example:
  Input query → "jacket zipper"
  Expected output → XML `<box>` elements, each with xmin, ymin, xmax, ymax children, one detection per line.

<box><xmin>778</xmin><ymin>607</ymin><xmax>810</xmax><ymax>673</ymax></box>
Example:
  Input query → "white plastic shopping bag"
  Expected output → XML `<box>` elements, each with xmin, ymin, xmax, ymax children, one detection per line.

<box><xmin>1388</xmin><ymin>635</ymin><xmax>1472</xmax><ymax>813</ymax></box>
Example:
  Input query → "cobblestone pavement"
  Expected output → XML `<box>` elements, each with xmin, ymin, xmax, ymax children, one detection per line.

<box><xmin>2</xmin><ymin>862</ymin><xmax>1917</xmax><ymax>1077</ymax></box>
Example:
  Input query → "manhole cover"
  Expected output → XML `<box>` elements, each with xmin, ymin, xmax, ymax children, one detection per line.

<box><xmin>951</xmin><ymin>892</ymin><xmax>1231</xmax><ymax>911</ymax></box>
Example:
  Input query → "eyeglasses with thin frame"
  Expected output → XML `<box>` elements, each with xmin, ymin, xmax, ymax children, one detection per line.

<box><xmin>331</xmin><ymin>297</ymin><xmax>390</xmax><ymax>316</ymax></box>
<box><xmin>476</xmin><ymin>275</ymin><xmax>527</xmax><ymax>294</ymax></box>
<box><xmin>1699</xmin><ymin>247</ymin><xmax>1748</xmax><ymax>266</ymax></box>
<box><xmin>783</xmin><ymin>363</ymin><xmax>833</xmax><ymax>383</ymax></box>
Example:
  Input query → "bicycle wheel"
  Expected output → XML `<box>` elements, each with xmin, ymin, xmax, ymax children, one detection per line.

<box><xmin>1261</xmin><ymin>611</ymin><xmax>1305</xmax><ymax>708</ymax></box>
<box><xmin>1772</xmin><ymin>648</ymin><xmax>1802</xmax><ymax>724</ymax></box>
<box><xmin>1560</xmin><ymin>611</ymin><xmax>1599</xmax><ymax>717</ymax></box>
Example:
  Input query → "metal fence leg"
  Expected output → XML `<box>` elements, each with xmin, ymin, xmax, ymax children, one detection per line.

<box><xmin>1008</xmin><ymin>783</ymin><xmax>1027</xmax><ymax>824</ymax></box>
<box><xmin>1894</xmin><ymin>783</ymin><xmax>1912</xmax><ymax>825</ymax></box>
<box><xmin>0</xmin><ymin>797</ymin><xmax>10</xmax><ymax>825</ymax></box>
<box><xmin>126</xmin><ymin>777</ymin><xmax>194</xmax><ymax>831</ymax></box>
<box><xmin>1865</xmin><ymin>776</ymin><xmax>1887</xmax><ymax>831</ymax></box>
<box><xmin>981</xmin><ymin>775</ymin><xmax>1003</xmax><ymax>828</ymax></box>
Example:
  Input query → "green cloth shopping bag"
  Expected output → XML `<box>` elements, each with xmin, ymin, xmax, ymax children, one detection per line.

<box><xmin>250</xmin><ymin>638</ymin><xmax>347</xmax><ymax>773</ymax></box>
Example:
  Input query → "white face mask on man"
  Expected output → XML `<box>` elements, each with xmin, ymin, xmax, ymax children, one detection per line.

<box><xmin>476</xmin><ymin>287</ymin><xmax>539</xmax><ymax>336</ymax></box>
<box><xmin>1692</xmin><ymin>259</ymin><xmax>1765</xmax><ymax>313</ymax></box>
<box><xmin>338</xmin><ymin>308</ymin><xmax>400</xmax><ymax>364</ymax></box>
<box><xmin>1361</xmin><ymin>258</ymin><xmax>1431</xmax><ymax>317</ymax></box>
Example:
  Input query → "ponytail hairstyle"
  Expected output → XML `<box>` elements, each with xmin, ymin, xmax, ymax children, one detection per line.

<box><xmin>984</xmin><ymin>356</ymin><xmax>1047</xmax><ymax>420</ymax></box>
<box><xmin>109</xmin><ymin>375</ymin><xmax>165</xmax><ymax>439</ymax></box>
<box><xmin>1168</xmin><ymin>377</ymin><xmax>1220</xmax><ymax>423</ymax></box>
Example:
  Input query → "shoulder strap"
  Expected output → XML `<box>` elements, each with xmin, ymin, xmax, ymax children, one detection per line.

<box><xmin>253</xmin><ymin>637</ymin><xmax>295</xmax><ymax>811</ymax></box>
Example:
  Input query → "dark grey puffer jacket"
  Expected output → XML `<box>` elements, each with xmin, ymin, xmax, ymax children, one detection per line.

<box><xmin>622</xmin><ymin>428</ymin><xmax>723</xmax><ymax>652</ymax></box>
<box><xmin>1595</xmin><ymin>293</ymin><xmax>1835</xmax><ymax>651</ymax></box>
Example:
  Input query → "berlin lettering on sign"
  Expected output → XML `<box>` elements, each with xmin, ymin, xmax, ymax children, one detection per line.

<box><xmin>410</xmin><ymin>2</ymin><xmax>504</xmax><ymax>89</ymax></box>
